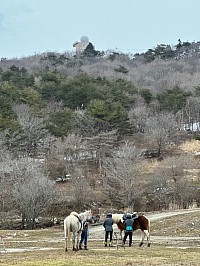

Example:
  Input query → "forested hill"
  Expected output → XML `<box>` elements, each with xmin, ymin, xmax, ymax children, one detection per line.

<box><xmin>0</xmin><ymin>40</ymin><xmax>200</xmax><ymax>138</ymax></box>
<box><xmin>1</xmin><ymin>40</ymin><xmax>200</xmax><ymax>95</ymax></box>
<box><xmin>0</xmin><ymin>39</ymin><xmax>200</xmax><ymax>137</ymax></box>
<box><xmin>0</xmin><ymin>40</ymin><xmax>200</xmax><ymax>227</ymax></box>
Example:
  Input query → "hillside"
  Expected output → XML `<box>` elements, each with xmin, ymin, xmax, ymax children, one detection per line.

<box><xmin>0</xmin><ymin>41</ymin><xmax>199</xmax><ymax>229</ymax></box>
<box><xmin>1</xmin><ymin>40</ymin><xmax>200</xmax><ymax>94</ymax></box>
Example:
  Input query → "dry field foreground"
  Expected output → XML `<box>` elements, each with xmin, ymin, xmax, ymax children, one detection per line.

<box><xmin>0</xmin><ymin>209</ymin><xmax>200</xmax><ymax>266</ymax></box>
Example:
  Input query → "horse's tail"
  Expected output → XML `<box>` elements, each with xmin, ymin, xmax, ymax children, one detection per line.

<box><xmin>67</xmin><ymin>225</ymin><xmax>71</xmax><ymax>250</ymax></box>
<box><xmin>64</xmin><ymin>218</ymin><xmax>71</xmax><ymax>251</ymax></box>
<box><xmin>64</xmin><ymin>219</ymin><xmax>67</xmax><ymax>239</ymax></box>
<box><xmin>64</xmin><ymin>218</ymin><xmax>67</xmax><ymax>251</ymax></box>
<box><xmin>147</xmin><ymin>217</ymin><xmax>150</xmax><ymax>234</ymax></box>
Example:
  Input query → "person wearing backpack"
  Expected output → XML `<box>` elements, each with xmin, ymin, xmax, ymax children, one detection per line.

<box><xmin>122</xmin><ymin>213</ymin><xmax>134</xmax><ymax>247</ymax></box>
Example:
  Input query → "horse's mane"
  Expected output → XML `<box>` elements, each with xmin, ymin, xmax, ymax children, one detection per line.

<box><xmin>70</xmin><ymin>210</ymin><xmax>92</xmax><ymax>222</ymax></box>
<box><xmin>79</xmin><ymin>210</ymin><xmax>91</xmax><ymax>215</ymax></box>
<box><xmin>79</xmin><ymin>210</ymin><xmax>91</xmax><ymax>220</ymax></box>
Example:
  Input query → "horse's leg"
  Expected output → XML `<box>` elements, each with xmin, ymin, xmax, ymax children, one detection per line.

<box><xmin>121</xmin><ymin>230</ymin><xmax>125</xmax><ymax>246</ymax></box>
<box><xmin>64</xmin><ymin>221</ymin><xmax>68</xmax><ymax>252</ymax></box>
<box><xmin>77</xmin><ymin>232</ymin><xmax>81</xmax><ymax>250</ymax></box>
<box><xmin>72</xmin><ymin>232</ymin><xmax>76</xmax><ymax>251</ymax></box>
<box><xmin>147</xmin><ymin>219</ymin><xmax>151</xmax><ymax>247</ymax></box>
<box><xmin>139</xmin><ymin>230</ymin><xmax>151</xmax><ymax>247</ymax></box>
<box><xmin>120</xmin><ymin>230</ymin><xmax>123</xmax><ymax>240</ymax></box>
<box><xmin>139</xmin><ymin>230</ymin><xmax>145</xmax><ymax>247</ymax></box>
<box><xmin>65</xmin><ymin>237</ymin><xmax>68</xmax><ymax>252</ymax></box>
<box><xmin>144</xmin><ymin>229</ymin><xmax>151</xmax><ymax>247</ymax></box>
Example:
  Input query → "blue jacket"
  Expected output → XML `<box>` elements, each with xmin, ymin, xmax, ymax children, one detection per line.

<box><xmin>103</xmin><ymin>216</ymin><xmax>113</xmax><ymax>232</ymax></box>
<box><xmin>124</xmin><ymin>218</ymin><xmax>134</xmax><ymax>232</ymax></box>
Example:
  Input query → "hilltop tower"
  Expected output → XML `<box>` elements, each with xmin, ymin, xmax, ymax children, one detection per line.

<box><xmin>73</xmin><ymin>36</ymin><xmax>95</xmax><ymax>56</ymax></box>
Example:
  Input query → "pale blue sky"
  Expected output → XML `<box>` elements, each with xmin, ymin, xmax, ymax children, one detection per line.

<box><xmin>0</xmin><ymin>0</ymin><xmax>200</xmax><ymax>58</ymax></box>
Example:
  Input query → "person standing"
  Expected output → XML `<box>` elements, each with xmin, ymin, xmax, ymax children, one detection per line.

<box><xmin>123</xmin><ymin>213</ymin><xmax>134</xmax><ymax>247</ymax></box>
<box><xmin>79</xmin><ymin>217</ymin><xmax>92</xmax><ymax>250</ymax></box>
<box><xmin>103</xmin><ymin>213</ymin><xmax>114</xmax><ymax>247</ymax></box>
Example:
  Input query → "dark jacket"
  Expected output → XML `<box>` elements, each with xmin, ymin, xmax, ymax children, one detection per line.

<box><xmin>124</xmin><ymin>217</ymin><xmax>134</xmax><ymax>232</ymax></box>
<box><xmin>103</xmin><ymin>215</ymin><xmax>113</xmax><ymax>232</ymax></box>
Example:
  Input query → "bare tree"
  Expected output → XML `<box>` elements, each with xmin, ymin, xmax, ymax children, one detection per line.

<box><xmin>71</xmin><ymin>175</ymin><xmax>94</xmax><ymax>211</ymax></box>
<box><xmin>148</xmin><ymin>154</ymin><xmax>199</xmax><ymax>209</ymax></box>
<box><xmin>13</xmin><ymin>167</ymin><xmax>55</xmax><ymax>229</ymax></box>
<box><xmin>0</xmin><ymin>146</ymin><xmax>15</xmax><ymax>217</ymax></box>
<box><xmin>46</xmin><ymin>134</ymin><xmax>83</xmax><ymax>180</ymax></box>
<box><xmin>102</xmin><ymin>141</ymin><xmax>145</xmax><ymax>211</ymax></box>
<box><xmin>145</xmin><ymin>112</ymin><xmax>178</xmax><ymax>156</ymax></box>
<box><xmin>73</xmin><ymin>112</ymin><xmax>101</xmax><ymax>137</ymax></box>
<box><xmin>128</xmin><ymin>104</ymin><xmax>149</xmax><ymax>133</ymax></box>
<box><xmin>12</xmin><ymin>103</ymin><xmax>48</xmax><ymax>156</ymax></box>
<box><xmin>0</xmin><ymin>149</ymin><xmax>56</xmax><ymax>229</ymax></box>
<box><xmin>181</xmin><ymin>97</ymin><xmax>200</xmax><ymax>130</ymax></box>
<box><xmin>83</xmin><ymin>130</ymin><xmax>118</xmax><ymax>175</ymax></box>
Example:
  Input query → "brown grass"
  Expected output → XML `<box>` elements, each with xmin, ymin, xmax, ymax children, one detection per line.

<box><xmin>180</xmin><ymin>140</ymin><xmax>200</xmax><ymax>153</ymax></box>
<box><xmin>151</xmin><ymin>211</ymin><xmax>200</xmax><ymax>237</ymax></box>
<box><xmin>1</xmin><ymin>244</ymin><xmax>200</xmax><ymax>266</ymax></box>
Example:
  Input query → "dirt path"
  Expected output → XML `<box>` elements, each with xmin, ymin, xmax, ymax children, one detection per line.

<box><xmin>145</xmin><ymin>208</ymin><xmax>200</xmax><ymax>221</ymax></box>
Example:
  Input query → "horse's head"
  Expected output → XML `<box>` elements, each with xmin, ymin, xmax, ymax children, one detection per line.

<box><xmin>85</xmin><ymin>210</ymin><xmax>92</xmax><ymax>218</ymax></box>
<box><xmin>80</xmin><ymin>210</ymin><xmax>94</xmax><ymax>223</ymax></box>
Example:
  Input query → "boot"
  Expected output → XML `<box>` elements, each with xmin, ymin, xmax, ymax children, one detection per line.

<box><xmin>79</xmin><ymin>246</ymin><xmax>83</xmax><ymax>250</ymax></box>
<box><xmin>84</xmin><ymin>246</ymin><xmax>88</xmax><ymax>250</ymax></box>
<box><xmin>104</xmin><ymin>242</ymin><xmax>107</xmax><ymax>247</ymax></box>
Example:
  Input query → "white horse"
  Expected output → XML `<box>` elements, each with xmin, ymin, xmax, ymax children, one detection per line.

<box><xmin>64</xmin><ymin>210</ymin><xmax>93</xmax><ymax>252</ymax></box>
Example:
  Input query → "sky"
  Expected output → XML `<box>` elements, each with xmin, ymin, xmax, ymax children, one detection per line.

<box><xmin>0</xmin><ymin>0</ymin><xmax>200</xmax><ymax>59</ymax></box>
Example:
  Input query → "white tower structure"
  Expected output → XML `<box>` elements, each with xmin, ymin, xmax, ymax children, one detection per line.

<box><xmin>73</xmin><ymin>36</ymin><xmax>90</xmax><ymax>55</ymax></box>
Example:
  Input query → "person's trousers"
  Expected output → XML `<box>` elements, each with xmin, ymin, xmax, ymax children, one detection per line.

<box><xmin>123</xmin><ymin>231</ymin><xmax>133</xmax><ymax>246</ymax></box>
<box><xmin>79</xmin><ymin>230</ymin><xmax>88</xmax><ymax>247</ymax></box>
<box><xmin>105</xmin><ymin>231</ymin><xmax>113</xmax><ymax>244</ymax></box>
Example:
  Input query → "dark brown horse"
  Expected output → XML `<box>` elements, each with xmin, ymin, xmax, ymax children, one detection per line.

<box><xmin>112</xmin><ymin>213</ymin><xmax>151</xmax><ymax>247</ymax></box>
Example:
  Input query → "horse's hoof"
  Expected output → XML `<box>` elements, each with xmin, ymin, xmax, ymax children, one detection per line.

<box><xmin>148</xmin><ymin>243</ymin><xmax>151</xmax><ymax>247</ymax></box>
<box><xmin>65</xmin><ymin>248</ymin><xmax>68</xmax><ymax>252</ymax></box>
<box><xmin>139</xmin><ymin>242</ymin><xmax>143</xmax><ymax>247</ymax></box>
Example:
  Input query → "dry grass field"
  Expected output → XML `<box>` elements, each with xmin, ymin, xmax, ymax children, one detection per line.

<box><xmin>1</xmin><ymin>209</ymin><xmax>200</xmax><ymax>266</ymax></box>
